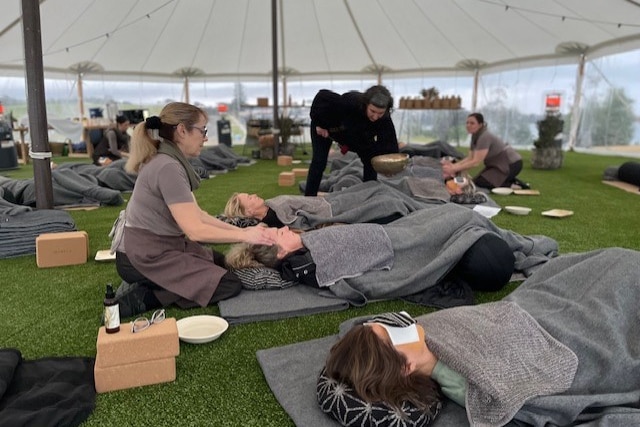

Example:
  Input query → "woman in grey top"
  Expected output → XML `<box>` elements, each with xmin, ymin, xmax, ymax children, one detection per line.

<box><xmin>442</xmin><ymin>113</ymin><xmax>525</xmax><ymax>189</ymax></box>
<box><xmin>114</xmin><ymin>102</ymin><xmax>274</xmax><ymax>317</ymax></box>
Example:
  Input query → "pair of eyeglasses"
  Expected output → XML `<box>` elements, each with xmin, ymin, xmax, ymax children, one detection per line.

<box><xmin>191</xmin><ymin>125</ymin><xmax>208</xmax><ymax>137</ymax></box>
<box><xmin>131</xmin><ymin>309</ymin><xmax>166</xmax><ymax>333</ymax></box>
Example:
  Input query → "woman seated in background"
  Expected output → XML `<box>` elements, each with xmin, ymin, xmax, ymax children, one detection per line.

<box><xmin>92</xmin><ymin>115</ymin><xmax>131</xmax><ymax>166</ymax></box>
<box><xmin>225</xmin><ymin>203</ymin><xmax>558</xmax><ymax>308</ymax></box>
<box><xmin>441</xmin><ymin>113</ymin><xmax>527</xmax><ymax>189</ymax></box>
<box><xmin>322</xmin><ymin>247</ymin><xmax>640</xmax><ymax>426</ymax></box>
<box><xmin>114</xmin><ymin>102</ymin><xmax>274</xmax><ymax>318</ymax></box>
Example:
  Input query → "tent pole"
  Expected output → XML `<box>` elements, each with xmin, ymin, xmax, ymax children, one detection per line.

<box><xmin>77</xmin><ymin>72</ymin><xmax>84</xmax><ymax>122</ymax></box>
<box><xmin>271</xmin><ymin>0</ymin><xmax>279</xmax><ymax>155</ymax></box>
<box><xmin>184</xmin><ymin>75</ymin><xmax>190</xmax><ymax>104</ymax></box>
<box><xmin>471</xmin><ymin>68</ymin><xmax>479</xmax><ymax>111</ymax></box>
<box><xmin>567</xmin><ymin>54</ymin><xmax>585</xmax><ymax>152</ymax></box>
<box><xmin>22</xmin><ymin>0</ymin><xmax>53</xmax><ymax>209</ymax></box>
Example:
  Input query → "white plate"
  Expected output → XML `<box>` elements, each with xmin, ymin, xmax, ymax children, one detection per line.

<box><xmin>491</xmin><ymin>187</ymin><xmax>513</xmax><ymax>195</ymax></box>
<box><xmin>95</xmin><ymin>249</ymin><xmax>116</xmax><ymax>262</ymax></box>
<box><xmin>176</xmin><ymin>315</ymin><xmax>229</xmax><ymax>344</ymax></box>
<box><xmin>541</xmin><ymin>209</ymin><xmax>574</xmax><ymax>218</ymax></box>
<box><xmin>504</xmin><ymin>206</ymin><xmax>532</xmax><ymax>216</ymax></box>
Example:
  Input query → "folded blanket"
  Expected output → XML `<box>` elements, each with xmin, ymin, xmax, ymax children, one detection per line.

<box><xmin>266</xmin><ymin>196</ymin><xmax>332</xmax><ymax>225</ymax></box>
<box><xmin>218</xmin><ymin>285</ymin><xmax>349</xmax><ymax>325</ymax></box>
<box><xmin>421</xmin><ymin>302</ymin><xmax>578</xmax><ymax>426</ymax></box>
<box><xmin>301</xmin><ymin>223</ymin><xmax>393</xmax><ymax>287</ymax></box>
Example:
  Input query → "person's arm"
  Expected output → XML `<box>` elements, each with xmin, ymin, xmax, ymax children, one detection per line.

<box><xmin>442</xmin><ymin>149</ymin><xmax>488</xmax><ymax>176</ymax></box>
<box><xmin>169</xmin><ymin>199</ymin><xmax>274</xmax><ymax>245</ymax></box>
<box><xmin>431</xmin><ymin>361</ymin><xmax>467</xmax><ymax>407</ymax></box>
<box><xmin>106</xmin><ymin>130</ymin><xmax>124</xmax><ymax>157</ymax></box>
<box><xmin>376</xmin><ymin>117</ymin><xmax>399</xmax><ymax>153</ymax></box>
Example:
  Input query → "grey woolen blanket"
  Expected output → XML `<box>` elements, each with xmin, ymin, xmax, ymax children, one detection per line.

<box><xmin>266</xmin><ymin>180</ymin><xmax>432</xmax><ymax>230</ymax></box>
<box><xmin>320</xmin><ymin>203</ymin><xmax>557</xmax><ymax>305</ymax></box>
<box><xmin>421</xmin><ymin>302</ymin><xmax>577</xmax><ymax>426</ymax></box>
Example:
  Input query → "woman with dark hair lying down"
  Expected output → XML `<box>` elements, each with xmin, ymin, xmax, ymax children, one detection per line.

<box><xmin>225</xmin><ymin>203</ymin><xmax>558</xmax><ymax>306</ymax></box>
<box><xmin>320</xmin><ymin>247</ymin><xmax>640</xmax><ymax>426</ymax></box>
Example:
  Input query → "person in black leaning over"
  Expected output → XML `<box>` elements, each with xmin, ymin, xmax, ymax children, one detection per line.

<box><xmin>305</xmin><ymin>85</ymin><xmax>399</xmax><ymax>196</ymax></box>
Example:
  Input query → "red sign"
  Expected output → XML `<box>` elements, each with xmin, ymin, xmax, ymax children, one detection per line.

<box><xmin>545</xmin><ymin>93</ymin><xmax>561</xmax><ymax>111</ymax></box>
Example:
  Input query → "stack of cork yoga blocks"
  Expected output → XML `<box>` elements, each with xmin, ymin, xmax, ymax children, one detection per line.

<box><xmin>94</xmin><ymin>318</ymin><xmax>180</xmax><ymax>393</ymax></box>
<box><xmin>277</xmin><ymin>155</ymin><xmax>309</xmax><ymax>187</ymax></box>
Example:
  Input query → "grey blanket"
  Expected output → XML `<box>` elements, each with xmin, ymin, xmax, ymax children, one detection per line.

<box><xmin>311</xmin><ymin>155</ymin><xmax>497</xmax><ymax>208</ymax></box>
<box><xmin>325</xmin><ymin>203</ymin><xmax>557</xmax><ymax>305</ymax></box>
<box><xmin>422</xmin><ymin>302</ymin><xmax>577</xmax><ymax>426</ymax></box>
<box><xmin>267</xmin><ymin>180</ymin><xmax>432</xmax><ymax>230</ymax></box>
<box><xmin>218</xmin><ymin>285</ymin><xmax>349</xmax><ymax>325</ymax></box>
<box><xmin>0</xmin><ymin>163</ymin><xmax>127</xmax><ymax>207</ymax></box>
<box><xmin>301</xmin><ymin>223</ymin><xmax>394</xmax><ymax>287</ymax></box>
<box><xmin>257</xmin><ymin>247</ymin><xmax>640</xmax><ymax>427</ymax></box>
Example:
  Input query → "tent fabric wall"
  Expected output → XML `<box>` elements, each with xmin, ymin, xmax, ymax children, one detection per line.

<box><xmin>1</xmin><ymin>0</ymin><xmax>640</xmax><ymax>83</ymax></box>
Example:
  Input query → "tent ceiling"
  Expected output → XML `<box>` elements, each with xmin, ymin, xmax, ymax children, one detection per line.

<box><xmin>1</xmin><ymin>0</ymin><xmax>640</xmax><ymax>82</ymax></box>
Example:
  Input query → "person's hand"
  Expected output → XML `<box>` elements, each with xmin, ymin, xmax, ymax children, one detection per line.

<box><xmin>316</xmin><ymin>126</ymin><xmax>329</xmax><ymax>138</ymax></box>
<box><xmin>242</xmin><ymin>226</ymin><xmax>276</xmax><ymax>246</ymax></box>
<box><xmin>441</xmin><ymin>162</ymin><xmax>456</xmax><ymax>177</ymax></box>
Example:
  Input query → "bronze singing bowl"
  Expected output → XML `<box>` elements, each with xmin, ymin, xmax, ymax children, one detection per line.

<box><xmin>371</xmin><ymin>153</ymin><xmax>409</xmax><ymax>175</ymax></box>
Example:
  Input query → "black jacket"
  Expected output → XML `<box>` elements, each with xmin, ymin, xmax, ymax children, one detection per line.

<box><xmin>279</xmin><ymin>249</ymin><xmax>319</xmax><ymax>288</ymax></box>
<box><xmin>309</xmin><ymin>89</ymin><xmax>398</xmax><ymax>158</ymax></box>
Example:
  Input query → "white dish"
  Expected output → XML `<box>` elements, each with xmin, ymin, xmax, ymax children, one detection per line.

<box><xmin>541</xmin><ymin>209</ymin><xmax>574</xmax><ymax>218</ymax></box>
<box><xmin>491</xmin><ymin>187</ymin><xmax>513</xmax><ymax>195</ymax></box>
<box><xmin>504</xmin><ymin>206</ymin><xmax>532</xmax><ymax>216</ymax></box>
<box><xmin>95</xmin><ymin>249</ymin><xmax>116</xmax><ymax>262</ymax></box>
<box><xmin>176</xmin><ymin>315</ymin><xmax>229</xmax><ymax>344</ymax></box>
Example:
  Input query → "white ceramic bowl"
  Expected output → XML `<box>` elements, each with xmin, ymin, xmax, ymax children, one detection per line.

<box><xmin>491</xmin><ymin>187</ymin><xmax>514</xmax><ymax>195</ymax></box>
<box><xmin>504</xmin><ymin>206</ymin><xmax>532</xmax><ymax>216</ymax></box>
<box><xmin>176</xmin><ymin>315</ymin><xmax>229</xmax><ymax>344</ymax></box>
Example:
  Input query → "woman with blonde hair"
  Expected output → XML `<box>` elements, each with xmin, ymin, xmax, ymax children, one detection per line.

<box><xmin>115</xmin><ymin>102</ymin><xmax>275</xmax><ymax>317</ymax></box>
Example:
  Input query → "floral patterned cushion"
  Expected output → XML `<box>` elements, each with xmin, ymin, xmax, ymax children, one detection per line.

<box><xmin>316</xmin><ymin>368</ymin><xmax>441</xmax><ymax>427</ymax></box>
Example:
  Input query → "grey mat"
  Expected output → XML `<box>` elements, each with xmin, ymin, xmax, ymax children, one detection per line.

<box><xmin>256</xmin><ymin>334</ymin><xmax>469</xmax><ymax>427</ymax></box>
<box><xmin>218</xmin><ymin>285</ymin><xmax>350</xmax><ymax>325</ymax></box>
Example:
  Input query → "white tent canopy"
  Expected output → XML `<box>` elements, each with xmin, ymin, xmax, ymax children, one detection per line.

<box><xmin>2</xmin><ymin>0</ymin><xmax>640</xmax><ymax>82</ymax></box>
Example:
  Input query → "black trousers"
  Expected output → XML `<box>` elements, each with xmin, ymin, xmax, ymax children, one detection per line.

<box><xmin>474</xmin><ymin>159</ymin><xmax>523</xmax><ymax>189</ymax></box>
<box><xmin>305</xmin><ymin>121</ymin><xmax>377</xmax><ymax>196</ymax></box>
<box><xmin>448</xmin><ymin>233</ymin><xmax>515</xmax><ymax>292</ymax></box>
<box><xmin>115</xmin><ymin>250</ymin><xmax>242</xmax><ymax>306</ymax></box>
<box><xmin>305</xmin><ymin>123</ymin><xmax>333</xmax><ymax>196</ymax></box>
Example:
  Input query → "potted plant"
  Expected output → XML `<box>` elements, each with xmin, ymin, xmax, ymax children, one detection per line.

<box><xmin>531</xmin><ymin>111</ymin><xmax>565</xmax><ymax>169</ymax></box>
<box><xmin>276</xmin><ymin>113</ymin><xmax>300</xmax><ymax>156</ymax></box>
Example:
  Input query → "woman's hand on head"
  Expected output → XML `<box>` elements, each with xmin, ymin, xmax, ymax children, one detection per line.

<box><xmin>242</xmin><ymin>226</ymin><xmax>277</xmax><ymax>246</ymax></box>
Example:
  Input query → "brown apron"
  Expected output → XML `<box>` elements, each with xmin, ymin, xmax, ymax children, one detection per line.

<box><xmin>124</xmin><ymin>226</ymin><xmax>226</xmax><ymax>308</ymax></box>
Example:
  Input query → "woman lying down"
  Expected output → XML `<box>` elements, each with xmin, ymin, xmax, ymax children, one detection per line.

<box><xmin>224</xmin><ymin>180</ymin><xmax>438</xmax><ymax>231</ymax></box>
<box><xmin>225</xmin><ymin>203</ymin><xmax>558</xmax><ymax>307</ymax></box>
<box><xmin>318</xmin><ymin>247</ymin><xmax>640</xmax><ymax>426</ymax></box>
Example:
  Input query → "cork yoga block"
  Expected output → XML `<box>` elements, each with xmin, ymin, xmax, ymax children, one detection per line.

<box><xmin>95</xmin><ymin>318</ymin><xmax>179</xmax><ymax>368</ymax></box>
<box><xmin>277</xmin><ymin>155</ymin><xmax>293</xmax><ymax>166</ymax></box>
<box><xmin>94</xmin><ymin>318</ymin><xmax>180</xmax><ymax>393</ymax></box>
<box><xmin>35</xmin><ymin>231</ymin><xmax>89</xmax><ymax>268</ymax></box>
<box><xmin>292</xmin><ymin>168</ymin><xmax>308</xmax><ymax>177</ymax></box>
<box><xmin>278</xmin><ymin>171</ymin><xmax>296</xmax><ymax>186</ymax></box>
<box><xmin>94</xmin><ymin>356</ymin><xmax>176</xmax><ymax>393</ymax></box>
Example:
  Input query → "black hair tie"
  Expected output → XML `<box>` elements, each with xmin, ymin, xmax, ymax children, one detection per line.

<box><xmin>145</xmin><ymin>116</ymin><xmax>162</xmax><ymax>130</ymax></box>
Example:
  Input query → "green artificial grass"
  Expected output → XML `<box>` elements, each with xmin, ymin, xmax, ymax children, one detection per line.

<box><xmin>0</xmin><ymin>146</ymin><xmax>638</xmax><ymax>426</ymax></box>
